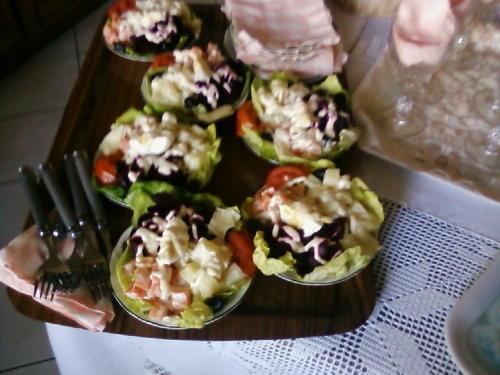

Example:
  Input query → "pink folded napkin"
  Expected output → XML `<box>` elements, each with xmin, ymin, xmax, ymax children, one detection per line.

<box><xmin>224</xmin><ymin>0</ymin><xmax>347</xmax><ymax>78</ymax></box>
<box><xmin>392</xmin><ymin>0</ymin><xmax>457</xmax><ymax>66</ymax></box>
<box><xmin>0</xmin><ymin>227</ymin><xmax>114</xmax><ymax>332</ymax></box>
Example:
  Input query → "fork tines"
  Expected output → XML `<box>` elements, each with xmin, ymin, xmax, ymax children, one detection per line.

<box><xmin>19</xmin><ymin>166</ymin><xmax>77</xmax><ymax>301</ymax></box>
<box><xmin>34</xmin><ymin>269</ymin><xmax>79</xmax><ymax>301</ymax></box>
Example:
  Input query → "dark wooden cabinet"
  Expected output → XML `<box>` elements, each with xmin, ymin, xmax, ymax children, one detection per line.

<box><xmin>0</xmin><ymin>1</ymin><xmax>23</xmax><ymax>52</ymax></box>
<box><xmin>0</xmin><ymin>0</ymin><xmax>107</xmax><ymax>77</ymax></box>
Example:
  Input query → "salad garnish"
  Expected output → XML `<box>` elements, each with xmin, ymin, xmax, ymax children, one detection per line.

<box><xmin>237</xmin><ymin>73</ymin><xmax>359</xmax><ymax>165</ymax></box>
<box><xmin>244</xmin><ymin>166</ymin><xmax>384</xmax><ymax>282</ymax></box>
<box><xmin>103</xmin><ymin>0</ymin><xmax>201</xmax><ymax>57</ymax></box>
<box><xmin>115</xmin><ymin>190</ymin><xmax>255</xmax><ymax>328</ymax></box>
<box><xmin>94</xmin><ymin>108</ymin><xmax>221</xmax><ymax>203</ymax></box>
<box><xmin>142</xmin><ymin>44</ymin><xmax>251</xmax><ymax>122</ymax></box>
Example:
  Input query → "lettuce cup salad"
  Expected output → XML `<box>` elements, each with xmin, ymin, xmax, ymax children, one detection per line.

<box><xmin>93</xmin><ymin>108</ymin><xmax>221</xmax><ymax>205</ymax></box>
<box><xmin>236</xmin><ymin>73</ymin><xmax>359</xmax><ymax>166</ymax></box>
<box><xmin>243</xmin><ymin>165</ymin><xmax>384</xmax><ymax>285</ymax></box>
<box><xmin>103</xmin><ymin>0</ymin><xmax>201</xmax><ymax>60</ymax></box>
<box><xmin>110</xmin><ymin>188</ymin><xmax>255</xmax><ymax>328</ymax></box>
<box><xmin>141</xmin><ymin>43</ymin><xmax>251</xmax><ymax>122</ymax></box>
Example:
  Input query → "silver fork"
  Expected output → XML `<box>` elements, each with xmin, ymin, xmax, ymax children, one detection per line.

<box><xmin>40</xmin><ymin>162</ymin><xmax>110</xmax><ymax>303</ymax></box>
<box><xmin>64</xmin><ymin>154</ymin><xmax>110</xmax><ymax>302</ymax></box>
<box><xmin>19</xmin><ymin>167</ymin><xmax>75</xmax><ymax>300</ymax></box>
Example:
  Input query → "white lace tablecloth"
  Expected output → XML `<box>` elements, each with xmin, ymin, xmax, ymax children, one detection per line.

<box><xmin>48</xmin><ymin>199</ymin><xmax>500</xmax><ymax>375</ymax></box>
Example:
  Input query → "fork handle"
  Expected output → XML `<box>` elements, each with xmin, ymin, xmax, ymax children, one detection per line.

<box><xmin>39</xmin><ymin>163</ymin><xmax>80</xmax><ymax>236</ymax></box>
<box><xmin>63</xmin><ymin>154</ymin><xmax>88</xmax><ymax>222</ymax></box>
<box><xmin>73</xmin><ymin>151</ymin><xmax>109</xmax><ymax>230</ymax></box>
<box><xmin>19</xmin><ymin>166</ymin><xmax>51</xmax><ymax>237</ymax></box>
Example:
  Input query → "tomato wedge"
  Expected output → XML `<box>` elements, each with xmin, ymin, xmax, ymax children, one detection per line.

<box><xmin>227</xmin><ymin>230</ymin><xmax>256</xmax><ymax>277</ymax></box>
<box><xmin>265</xmin><ymin>165</ymin><xmax>309</xmax><ymax>190</ymax></box>
<box><xmin>235</xmin><ymin>101</ymin><xmax>259</xmax><ymax>137</ymax></box>
<box><xmin>151</xmin><ymin>53</ymin><xmax>176</xmax><ymax>69</ymax></box>
<box><xmin>94</xmin><ymin>151</ymin><xmax>123</xmax><ymax>186</ymax></box>
<box><xmin>108</xmin><ymin>0</ymin><xmax>136</xmax><ymax>17</ymax></box>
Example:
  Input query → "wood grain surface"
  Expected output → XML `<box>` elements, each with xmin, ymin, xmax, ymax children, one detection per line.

<box><xmin>7</xmin><ymin>4</ymin><xmax>376</xmax><ymax>340</ymax></box>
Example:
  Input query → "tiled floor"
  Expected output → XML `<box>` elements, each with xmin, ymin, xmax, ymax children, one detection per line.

<box><xmin>0</xmin><ymin>3</ymin><xmax>111</xmax><ymax>374</ymax></box>
<box><xmin>0</xmin><ymin>2</ymin><xmax>214</xmax><ymax>374</ymax></box>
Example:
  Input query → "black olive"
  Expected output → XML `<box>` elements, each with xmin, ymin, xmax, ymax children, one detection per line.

<box><xmin>114</xmin><ymin>43</ymin><xmax>126</xmax><ymax>53</ymax></box>
<box><xmin>333</xmin><ymin>93</ymin><xmax>348</xmax><ymax>112</ymax></box>
<box><xmin>261</xmin><ymin>133</ymin><xmax>273</xmax><ymax>142</ymax></box>
<box><xmin>312</xmin><ymin>168</ymin><xmax>327</xmax><ymax>182</ymax></box>
<box><xmin>184</xmin><ymin>96</ymin><xmax>198</xmax><ymax>108</ymax></box>
<box><xmin>150</xmin><ymin>72</ymin><xmax>164</xmax><ymax>81</ymax></box>
<box><xmin>116</xmin><ymin>161</ymin><xmax>131</xmax><ymax>188</ymax></box>
<box><xmin>205</xmin><ymin>296</ymin><xmax>225</xmax><ymax>313</ymax></box>
<box><xmin>189</xmin><ymin>222</ymin><xmax>212</xmax><ymax>240</ymax></box>
<box><xmin>333</xmin><ymin>116</ymin><xmax>349</xmax><ymax>137</ymax></box>
<box><xmin>317</xmin><ymin>115</ymin><xmax>328</xmax><ymax>132</ymax></box>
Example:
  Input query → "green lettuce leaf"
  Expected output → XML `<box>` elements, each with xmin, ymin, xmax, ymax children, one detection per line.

<box><xmin>312</xmin><ymin>75</ymin><xmax>349</xmax><ymax>98</ymax></box>
<box><xmin>190</xmin><ymin>124</ymin><xmax>222</xmax><ymax>186</ymax></box>
<box><xmin>95</xmin><ymin>180</ymin><xmax>126</xmax><ymax>204</ymax></box>
<box><xmin>125</xmin><ymin>182</ymin><xmax>176</xmax><ymax>224</ymax></box>
<box><xmin>116</xmin><ymin>248</ymin><xmax>134</xmax><ymax>289</ymax></box>
<box><xmin>267</xmin><ymin>71</ymin><xmax>300</xmax><ymax>82</ymax></box>
<box><xmin>180</xmin><ymin>2</ymin><xmax>202</xmax><ymax>37</ymax></box>
<box><xmin>116</xmin><ymin>107</ymin><xmax>144</xmax><ymax>124</ymax></box>
<box><xmin>302</xmin><ymin>245</ymin><xmax>370</xmax><ymax>282</ymax></box>
<box><xmin>350</xmin><ymin>178</ymin><xmax>385</xmax><ymax>223</ymax></box>
<box><xmin>177</xmin><ymin>296</ymin><xmax>214</xmax><ymax>329</ymax></box>
<box><xmin>176</xmin><ymin>34</ymin><xmax>190</xmax><ymax>49</ymax></box>
<box><xmin>242</xmin><ymin>128</ymin><xmax>336</xmax><ymax>169</ymax></box>
<box><xmin>252</xmin><ymin>231</ymin><xmax>296</xmax><ymax>275</ymax></box>
<box><xmin>240</xmin><ymin>197</ymin><xmax>255</xmax><ymax>221</ymax></box>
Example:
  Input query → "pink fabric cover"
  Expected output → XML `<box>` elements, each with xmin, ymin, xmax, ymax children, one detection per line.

<box><xmin>225</xmin><ymin>0</ymin><xmax>347</xmax><ymax>78</ymax></box>
<box><xmin>392</xmin><ymin>0</ymin><xmax>457</xmax><ymax>66</ymax></box>
<box><xmin>0</xmin><ymin>226</ymin><xmax>114</xmax><ymax>332</ymax></box>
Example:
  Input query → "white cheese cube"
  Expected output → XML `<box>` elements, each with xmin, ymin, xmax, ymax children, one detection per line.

<box><xmin>207</xmin><ymin>207</ymin><xmax>240</xmax><ymax>240</ymax></box>
<box><xmin>100</xmin><ymin>126</ymin><xmax>126</xmax><ymax>155</ymax></box>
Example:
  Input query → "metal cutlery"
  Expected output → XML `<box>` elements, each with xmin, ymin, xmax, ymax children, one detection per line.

<box><xmin>63</xmin><ymin>154</ymin><xmax>110</xmax><ymax>301</ymax></box>
<box><xmin>73</xmin><ymin>150</ymin><xmax>114</xmax><ymax>260</ymax></box>
<box><xmin>18</xmin><ymin>166</ymin><xmax>74</xmax><ymax>300</ymax></box>
<box><xmin>40</xmin><ymin>161</ymin><xmax>110</xmax><ymax>303</ymax></box>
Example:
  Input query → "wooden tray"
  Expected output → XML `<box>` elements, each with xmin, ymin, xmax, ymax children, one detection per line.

<box><xmin>7</xmin><ymin>4</ymin><xmax>376</xmax><ymax>340</ymax></box>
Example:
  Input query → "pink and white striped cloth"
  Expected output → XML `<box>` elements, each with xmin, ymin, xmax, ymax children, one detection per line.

<box><xmin>0</xmin><ymin>227</ymin><xmax>115</xmax><ymax>332</ymax></box>
<box><xmin>224</xmin><ymin>0</ymin><xmax>347</xmax><ymax>78</ymax></box>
